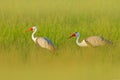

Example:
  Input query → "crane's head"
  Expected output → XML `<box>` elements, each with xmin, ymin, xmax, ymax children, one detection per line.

<box><xmin>69</xmin><ymin>32</ymin><xmax>80</xmax><ymax>38</ymax></box>
<box><xmin>26</xmin><ymin>26</ymin><xmax>37</xmax><ymax>32</ymax></box>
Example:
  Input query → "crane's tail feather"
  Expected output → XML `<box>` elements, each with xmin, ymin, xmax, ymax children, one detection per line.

<box><xmin>102</xmin><ymin>38</ymin><xmax>113</xmax><ymax>45</ymax></box>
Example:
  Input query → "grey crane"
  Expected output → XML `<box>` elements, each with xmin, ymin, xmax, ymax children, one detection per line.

<box><xmin>26</xmin><ymin>26</ymin><xmax>56</xmax><ymax>51</ymax></box>
<box><xmin>69</xmin><ymin>32</ymin><xmax>112</xmax><ymax>47</ymax></box>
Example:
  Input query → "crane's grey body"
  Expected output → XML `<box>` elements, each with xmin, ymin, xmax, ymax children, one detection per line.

<box><xmin>36</xmin><ymin>37</ymin><xmax>56</xmax><ymax>51</ymax></box>
<box><xmin>85</xmin><ymin>36</ymin><xmax>112</xmax><ymax>47</ymax></box>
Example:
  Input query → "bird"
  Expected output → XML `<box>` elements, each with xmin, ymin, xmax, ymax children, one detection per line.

<box><xmin>69</xmin><ymin>32</ymin><xmax>112</xmax><ymax>47</ymax></box>
<box><xmin>26</xmin><ymin>26</ymin><xmax>56</xmax><ymax>51</ymax></box>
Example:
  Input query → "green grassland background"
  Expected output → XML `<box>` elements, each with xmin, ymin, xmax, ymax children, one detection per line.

<box><xmin>0</xmin><ymin>0</ymin><xmax>120</xmax><ymax>80</ymax></box>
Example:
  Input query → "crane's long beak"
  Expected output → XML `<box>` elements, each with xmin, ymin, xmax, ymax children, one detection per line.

<box><xmin>68</xmin><ymin>35</ymin><xmax>73</xmax><ymax>39</ymax></box>
<box><xmin>68</xmin><ymin>33</ymin><xmax>76</xmax><ymax>39</ymax></box>
<box><xmin>25</xmin><ymin>27</ymin><xmax>33</xmax><ymax>32</ymax></box>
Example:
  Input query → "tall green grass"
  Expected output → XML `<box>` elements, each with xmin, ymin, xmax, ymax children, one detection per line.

<box><xmin>0</xmin><ymin>0</ymin><xmax>120</xmax><ymax>80</ymax></box>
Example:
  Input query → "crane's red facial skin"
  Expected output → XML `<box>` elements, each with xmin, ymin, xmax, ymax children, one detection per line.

<box><xmin>26</xmin><ymin>27</ymin><xmax>33</xmax><ymax>32</ymax></box>
<box><xmin>68</xmin><ymin>33</ymin><xmax>76</xmax><ymax>39</ymax></box>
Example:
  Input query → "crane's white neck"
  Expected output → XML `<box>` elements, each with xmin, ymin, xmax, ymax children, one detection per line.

<box><xmin>76</xmin><ymin>36</ymin><xmax>88</xmax><ymax>47</ymax></box>
<box><xmin>32</xmin><ymin>29</ymin><xmax>37</xmax><ymax>43</ymax></box>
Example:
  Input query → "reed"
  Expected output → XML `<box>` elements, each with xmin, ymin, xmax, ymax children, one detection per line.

<box><xmin>0</xmin><ymin>0</ymin><xmax>120</xmax><ymax>80</ymax></box>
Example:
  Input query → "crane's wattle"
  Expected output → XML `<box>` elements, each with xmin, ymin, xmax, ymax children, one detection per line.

<box><xmin>69</xmin><ymin>33</ymin><xmax>76</xmax><ymax>38</ymax></box>
<box><xmin>29</xmin><ymin>27</ymin><xmax>33</xmax><ymax>31</ymax></box>
<box><xmin>72</xmin><ymin>33</ymin><xmax>76</xmax><ymax>37</ymax></box>
<box><xmin>26</xmin><ymin>27</ymin><xmax>33</xmax><ymax>32</ymax></box>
